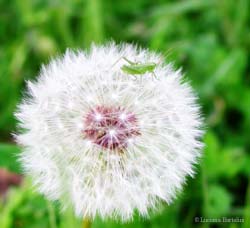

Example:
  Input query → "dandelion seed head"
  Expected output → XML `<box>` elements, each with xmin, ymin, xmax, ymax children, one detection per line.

<box><xmin>15</xmin><ymin>43</ymin><xmax>203</xmax><ymax>221</ymax></box>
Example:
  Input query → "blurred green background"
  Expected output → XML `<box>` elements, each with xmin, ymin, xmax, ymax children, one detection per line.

<box><xmin>0</xmin><ymin>0</ymin><xmax>250</xmax><ymax>227</ymax></box>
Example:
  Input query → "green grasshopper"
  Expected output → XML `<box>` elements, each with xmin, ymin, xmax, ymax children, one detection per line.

<box><xmin>112</xmin><ymin>57</ymin><xmax>158</xmax><ymax>79</ymax></box>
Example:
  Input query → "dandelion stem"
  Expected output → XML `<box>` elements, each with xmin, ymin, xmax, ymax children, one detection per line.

<box><xmin>47</xmin><ymin>200</ymin><xmax>57</xmax><ymax>228</ymax></box>
<box><xmin>82</xmin><ymin>218</ymin><xmax>91</xmax><ymax>228</ymax></box>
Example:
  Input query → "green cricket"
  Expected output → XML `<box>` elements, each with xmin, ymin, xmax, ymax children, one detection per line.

<box><xmin>112</xmin><ymin>57</ymin><xmax>158</xmax><ymax>78</ymax></box>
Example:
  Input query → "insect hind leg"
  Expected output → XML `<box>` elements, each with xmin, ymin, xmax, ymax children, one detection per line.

<box><xmin>151</xmin><ymin>71</ymin><xmax>159</xmax><ymax>81</ymax></box>
<box><xmin>110</xmin><ymin>56</ymin><xmax>124</xmax><ymax>69</ymax></box>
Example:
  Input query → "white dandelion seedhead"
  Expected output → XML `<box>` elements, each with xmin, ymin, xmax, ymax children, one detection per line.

<box><xmin>15</xmin><ymin>43</ymin><xmax>203</xmax><ymax>221</ymax></box>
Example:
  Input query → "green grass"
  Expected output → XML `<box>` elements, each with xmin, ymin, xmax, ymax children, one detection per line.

<box><xmin>0</xmin><ymin>0</ymin><xmax>249</xmax><ymax>227</ymax></box>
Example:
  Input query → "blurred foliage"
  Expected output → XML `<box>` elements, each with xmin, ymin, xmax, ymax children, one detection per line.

<box><xmin>0</xmin><ymin>0</ymin><xmax>250</xmax><ymax>227</ymax></box>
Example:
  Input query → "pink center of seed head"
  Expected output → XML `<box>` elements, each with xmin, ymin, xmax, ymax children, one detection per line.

<box><xmin>83</xmin><ymin>106</ymin><xmax>140</xmax><ymax>151</ymax></box>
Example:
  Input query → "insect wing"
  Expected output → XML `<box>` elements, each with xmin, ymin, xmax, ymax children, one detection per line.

<box><xmin>121</xmin><ymin>65</ymin><xmax>143</xmax><ymax>75</ymax></box>
<box><xmin>130</xmin><ymin>63</ymin><xmax>156</xmax><ymax>74</ymax></box>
